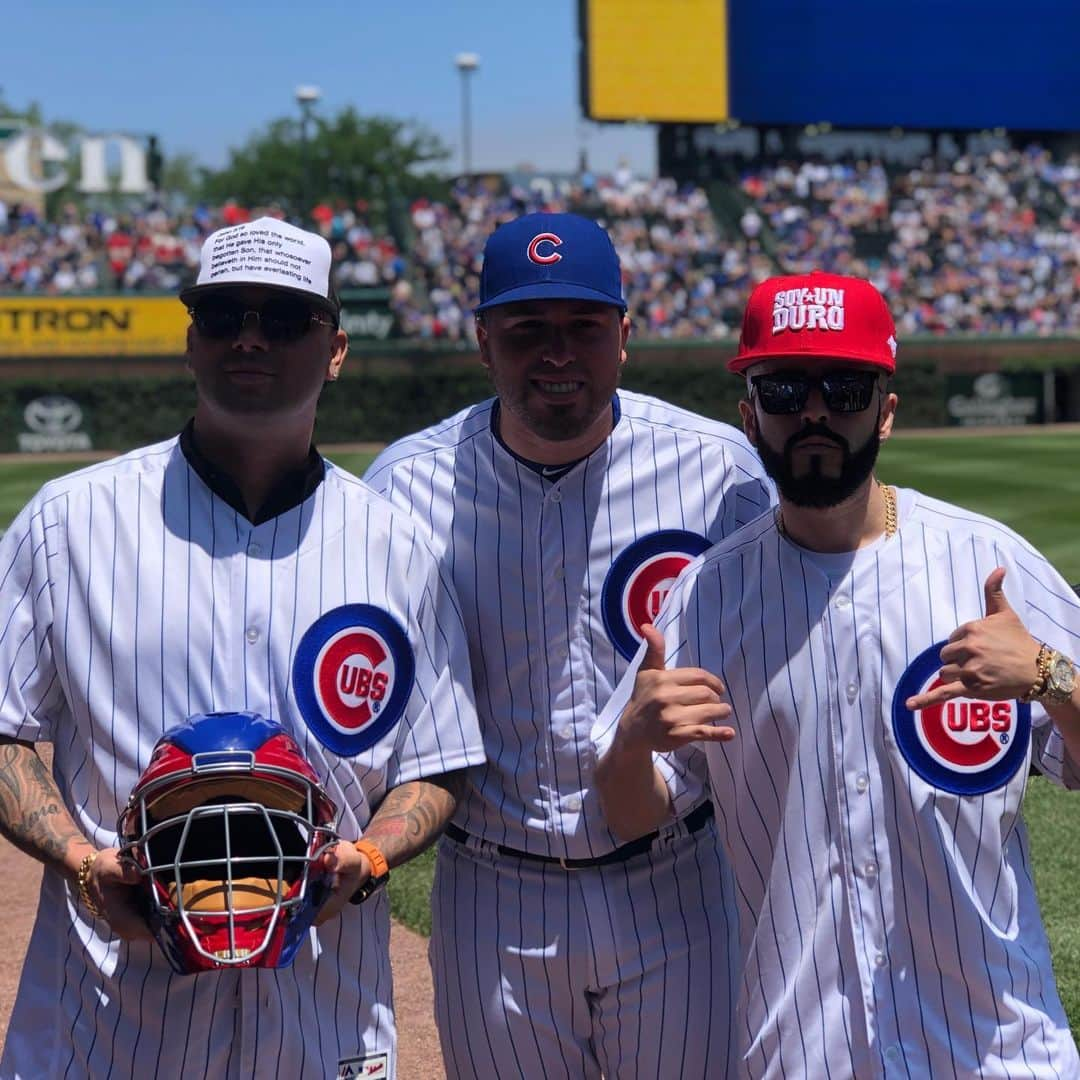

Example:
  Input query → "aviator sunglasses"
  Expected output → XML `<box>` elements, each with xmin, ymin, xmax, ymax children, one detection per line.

<box><xmin>749</xmin><ymin>370</ymin><xmax>880</xmax><ymax>415</ymax></box>
<box><xmin>189</xmin><ymin>296</ymin><xmax>337</xmax><ymax>343</ymax></box>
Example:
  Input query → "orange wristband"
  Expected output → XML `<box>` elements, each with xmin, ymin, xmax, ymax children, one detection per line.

<box><xmin>353</xmin><ymin>839</ymin><xmax>389</xmax><ymax>879</ymax></box>
<box><xmin>349</xmin><ymin>839</ymin><xmax>390</xmax><ymax>905</ymax></box>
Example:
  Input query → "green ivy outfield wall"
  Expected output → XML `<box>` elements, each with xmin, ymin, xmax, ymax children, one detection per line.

<box><xmin>2</xmin><ymin>336</ymin><xmax>1080</xmax><ymax>454</ymax></box>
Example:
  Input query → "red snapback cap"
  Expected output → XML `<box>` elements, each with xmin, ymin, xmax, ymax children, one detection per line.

<box><xmin>729</xmin><ymin>270</ymin><xmax>897</xmax><ymax>374</ymax></box>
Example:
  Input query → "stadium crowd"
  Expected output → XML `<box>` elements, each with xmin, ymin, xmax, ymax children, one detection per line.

<box><xmin>0</xmin><ymin>174</ymin><xmax>758</xmax><ymax>341</ymax></box>
<box><xmin>394</xmin><ymin>173</ymin><xmax>765</xmax><ymax>341</ymax></box>
<box><xmin>5</xmin><ymin>143</ymin><xmax>1080</xmax><ymax>338</ymax></box>
<box><xmin>739</xmin><ymin>144</ymin><xmax>1080</xmax><ymax>335</ymax></box>
<box><xmin>0</xmin><ymin>198</ymin><xmax>409</xmax><ymax>298</ymax></box>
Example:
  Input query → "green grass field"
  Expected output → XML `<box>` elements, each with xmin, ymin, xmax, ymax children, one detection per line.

<box><xmin>880</xmin><ymin>432</ymin><xmax>1080</xmax><ymax>580</ymax></box>
<box><xmin>3</xmin><ymin>430</ymin><xmax>1080</xmax><ymax>1024</ymax></box>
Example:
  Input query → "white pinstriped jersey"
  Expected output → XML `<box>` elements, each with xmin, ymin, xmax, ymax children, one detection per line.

<box><xmin>595</xmin><ymin>487</ymin><xmax>1080</xmax><ymax>1078</ymax></box>
<box><xmin>364</xmin><ymin>390</ymin><xmax>774</xmax><ymax>859</ymax></box>
<box><xmin>0</xmin><ymin>437</ymin><xmax>484</xmax><ymax>1080</ymax></box>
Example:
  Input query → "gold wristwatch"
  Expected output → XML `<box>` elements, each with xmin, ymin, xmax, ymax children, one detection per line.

<box><xmin>1039</xmin><ymin>649</ymin><xmax>1077</xmax><ymax>706</ymax></box>
<box><xmin>1024</xmin><ymin>643</ymin><xmax>1077</xmax><ymax>706</ymax></box>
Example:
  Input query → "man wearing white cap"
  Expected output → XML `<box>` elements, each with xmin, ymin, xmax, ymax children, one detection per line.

<box><xmin>0</xmin><ymin>217</ymin><xmax>484</xmax><ymax>1078</ymax></box>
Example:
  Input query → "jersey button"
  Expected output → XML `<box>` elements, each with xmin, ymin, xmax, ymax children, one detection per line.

<box><xmin>834</xmin><ymin>594</ymin><xmax>850</xmax><ymax>609</ymax></box>
<box><xmin>855</xmin><ymin>773</ymin><xmax>869</xmax><ymax>793</ymax></box>
<box><xmin>245</xmin><ymin>627</ymin><xmax>260</xmax><ymax>644</ymax></box>
<box><xmin>845</xmin><ymin>682</ymin><xmax>857</xmax><ymax>702</ymax></box>
<box><xmin>863</xmin><ymin>860</ymin><xmax>878</xmax><ymax>880</ymax></box>
<box><xmin>247</xmin><ymin>542</ymin><xmax>262</xmax><ymax>557</ymax></box>
<box><xmin>564</xmin><ymin>795</ymin><xmax>582</xmax><ymax>812</ymax></box>
<box><xmin>550</xmin><ymin>490</ymin><xmax>562</xmax><ymax>503</ymax></box>
<box><xmin>874</xmin><ymin>953</ymin><xmax>887</xmax><ymax>968</ymax></box>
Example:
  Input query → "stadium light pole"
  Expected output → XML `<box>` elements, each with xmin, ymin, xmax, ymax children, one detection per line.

<box><xmin>454</xmin><ymin>53</ymin><xmax>479</xmax><ymax>180</ymax></box>
<box><xmin>295</xmin><ymin>84</ymin><xmax>322</xmax><ymax>221</ymax></box>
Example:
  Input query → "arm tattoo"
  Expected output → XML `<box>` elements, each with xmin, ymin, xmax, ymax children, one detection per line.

<box><xmin>0</xmin><ymin>738</ymin><xmax>87</xmax><ymax>872</ymax></box>
<box><xmin>362</xmin><ymin>768</ymin><xmax>469</xmax><ymax>868</ymax></box>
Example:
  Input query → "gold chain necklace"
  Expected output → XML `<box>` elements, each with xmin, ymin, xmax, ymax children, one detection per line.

<box><xmin>881</xmin><ymin>483</ymin><xmax>897</xmax><ymax>538</ymax></box>
<box><xmin>777</xmin><ymin>482</ymin><xmax>897</xmax><ymax>540</ymax></box>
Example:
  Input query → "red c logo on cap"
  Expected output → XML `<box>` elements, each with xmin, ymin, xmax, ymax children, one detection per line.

<box><xmin>527</xmin><ymin>232</ymin><xmax>562</xmax><ymax>264</ymax></box>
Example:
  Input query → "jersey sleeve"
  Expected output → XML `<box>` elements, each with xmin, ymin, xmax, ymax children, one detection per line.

<box><xmin>1013</xmin><ymin>553</ymin><xmax>1080</xmax><ymax>789</ymax></box>
<box><xmin>0</xmin><ymin>495</ymin><xmax>65</xmax><ymax>743</ymax></box>
<box><xmin>381</xmin><ymin>538</ymin><xmax>485</xmax><ymax>789</ymax></box>
<box><xmin>722</xmin><ymin>434</ymin><xmax>777</xmax><ymax>534</ymax></box>
<box><xmin>363</xmin><ymin>451</ymin><xmax>440</xmax><ymax>547</ymax></box>
<box><xmin>591</xmin><ymin>574</ymin><xmax>712</xmax><ymax>819</ymax></box>
<box><xmin>361</xmin><ymin>450</ymin><xmax>393</xmax><ymax>497</ymax></box>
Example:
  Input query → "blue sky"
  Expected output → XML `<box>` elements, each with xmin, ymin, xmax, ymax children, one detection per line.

<box><xmin>5</xmin><ymin>1</ymin><xmax>656</xmax><ymax>178</ymax></box>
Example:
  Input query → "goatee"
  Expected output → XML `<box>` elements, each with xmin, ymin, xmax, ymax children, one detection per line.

<box><xmin>756</xmin><ymin>421</ymin><xmax>881</xmax><ymax>508</ymax></box>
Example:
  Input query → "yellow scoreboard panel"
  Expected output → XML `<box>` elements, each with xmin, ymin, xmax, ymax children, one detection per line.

<box><xmin>582</xmin><ymin>0</ymin><xmax>729</xmax><ymax>123</ymax></box>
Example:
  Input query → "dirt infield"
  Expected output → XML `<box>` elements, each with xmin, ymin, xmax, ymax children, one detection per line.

<box><xmin>0</xmin><ymin>836</ymin><xmax>445</xmax><ymax>1076</ymax></box>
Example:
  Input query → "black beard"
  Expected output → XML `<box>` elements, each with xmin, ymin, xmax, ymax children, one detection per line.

<box><xmin>755</xmin><ymin>419</ymin><xmax>881</xmax><ymax>508</ymax></box>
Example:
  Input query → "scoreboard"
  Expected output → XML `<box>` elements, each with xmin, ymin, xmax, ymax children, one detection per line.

<box><xmin>580</xmin><ymin>0</ymin><xmax>1080</xmax><ymax>131</ymax></box>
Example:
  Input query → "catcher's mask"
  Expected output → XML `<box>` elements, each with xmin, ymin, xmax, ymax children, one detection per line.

<box><xmin>118</xmin><ymin>711</ymin><xmax>338</xmax><ymax>974</ymax></box>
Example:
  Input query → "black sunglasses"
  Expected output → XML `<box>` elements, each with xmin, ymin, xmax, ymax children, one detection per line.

<box><xmin>749</xmin><ymin>370</ymin><xmax>880</xmax><ymax>415</ymax></box>
<box><xmin>189</xmin><ymin>296</ymin><xmax>336</xmax><ymax>343</ymax></box>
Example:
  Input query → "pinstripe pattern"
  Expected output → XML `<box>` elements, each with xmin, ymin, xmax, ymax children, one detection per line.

<box><xmin>430</xmin><ymin>818</ymin><xmax>740</xmax><ymax>1079</ymax></box>
<box><xmin>595</xmin><ymin>488</ymin><xmax>1080</xmax><ymax>1078</ymax></box>
<box><xmin>366</xmin><ymin>390</ymin><xmax>773</xmax><ymax>1077</ymax></box>
<box><xmin>0</xmin><ymin>438</ymin><xmax>484</xmax><ymax>1080</ymax></box>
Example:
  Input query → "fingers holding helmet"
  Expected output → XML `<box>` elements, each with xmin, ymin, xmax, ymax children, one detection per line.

<box><xmin>313</xmin><ymin>841</ymin><xmax>377</xmax><ymax>925</ymax></box>
<box><xmin>118</xmin><ymin>711</ymin><xmax>341</xmax><ymax>974</ymax></box>
<box><xmin>79</xmin><ymin>846</ymin><xmax>153</xmax><ymax>941</ymax></box>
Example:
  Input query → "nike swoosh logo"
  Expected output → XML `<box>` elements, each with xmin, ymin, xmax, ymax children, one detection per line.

<box><xmin>541</xmin><ymin>465</ymin><xmax>566</xmax><ymax>477</ymax></box>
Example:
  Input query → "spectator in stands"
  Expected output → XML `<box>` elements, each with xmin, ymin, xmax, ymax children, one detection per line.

<box><xmin>7</xmin><ymin>143</ymin><xmax>1080</xmax><ymax>338</ymax></box>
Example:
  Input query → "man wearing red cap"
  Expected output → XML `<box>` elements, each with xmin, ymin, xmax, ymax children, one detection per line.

<box><xmin>593</xmin><ymin>271</ymin><xmax>1080</xmax><ymax>1075</ymax></box>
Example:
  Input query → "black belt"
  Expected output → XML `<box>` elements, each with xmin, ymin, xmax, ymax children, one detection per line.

<box><xmin>444</xmin><ymin>801</ymin><xmax>714</xmax><ymax>870</ymax></box>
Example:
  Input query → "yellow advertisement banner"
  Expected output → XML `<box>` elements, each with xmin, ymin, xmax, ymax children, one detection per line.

<box><xmin>0</xmin><ymin>296</ymin><xmax>188</xmax><ymax>357</ymax></box>
<box><xmin>585</xmin><ymin>0</ymin><xmax>729</xmax><ymax>124</ymax></box>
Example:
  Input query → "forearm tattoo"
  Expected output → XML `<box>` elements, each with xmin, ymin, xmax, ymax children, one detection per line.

<box><xmin>0</xmin><ymin>739</ymin><xmax>86</xmax><ymax>870</ymax></box>
<box><xmin>363</xmin><ymin>768</ymin><xmax>469</xmax><ymax>868</ymax></box>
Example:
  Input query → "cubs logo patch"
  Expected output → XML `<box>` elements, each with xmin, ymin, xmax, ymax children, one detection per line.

<box><xmin>892</xmin><ymin>641</ymin><xmax>1030</xmax><ymax>795</ymax></box>
<box><xmin>293</xmin><ymin>605</ymin><xmax>414</xmax><ymax>757</ymax></box>
<box><xmin>602</xmin><ymin>530</ymin><xmax>711</xmax><ymax>660</ymax></box>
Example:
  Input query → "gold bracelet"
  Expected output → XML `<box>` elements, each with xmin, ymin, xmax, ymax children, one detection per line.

<box><xmin>1021</xmin><ymin>642</ymin><xmax>1053</xmax><ymax>704</ymax></box>
<box><xmin>77</xmin><ymin>851</ymin><xmax>106</xmax><ymax>919</ymax></box>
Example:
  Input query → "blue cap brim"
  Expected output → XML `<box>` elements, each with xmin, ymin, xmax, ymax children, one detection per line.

<box><xmin>475</xmin><ymin>281</ymin><xmax>626</xmax><ymax>314</ymax></box>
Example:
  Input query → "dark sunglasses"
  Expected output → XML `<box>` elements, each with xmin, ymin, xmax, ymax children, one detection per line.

<box><xmin>189</xmin><ymin>297</ymin><xmax>336</xmax><ymax>343</ymax></box>
<box><xmin>749</xmin><ymin>370</ymin><xmax>880</xmax><ymax>415</ymax></box>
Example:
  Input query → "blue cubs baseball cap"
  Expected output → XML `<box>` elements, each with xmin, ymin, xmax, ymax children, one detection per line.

<box><xmin>475</xmin><ymin>212</ymin><xmax>626</xmax><ymax>313</ymax></box>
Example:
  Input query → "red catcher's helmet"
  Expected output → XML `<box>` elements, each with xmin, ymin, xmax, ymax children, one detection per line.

<box><xmin>118</xmin><ymin>712</ymin><xmax>338</xmax><ymax>974</ymax></box>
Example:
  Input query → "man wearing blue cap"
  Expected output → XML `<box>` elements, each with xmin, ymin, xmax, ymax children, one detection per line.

<box><xmin>365</xmin><ymin>212</ymin><xmax>774</xmax><ymax>1077</ymax></box>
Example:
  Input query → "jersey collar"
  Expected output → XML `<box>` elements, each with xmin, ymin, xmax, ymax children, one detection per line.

<box><xmin>179</xmin><ymin>420</ymin><xmax>325</xmax><ymax>524</ymax></box>
<box><xmin>489</xmin><ymin>393</ymin><xmax>623</xmax><ymax>478</ymax></box>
